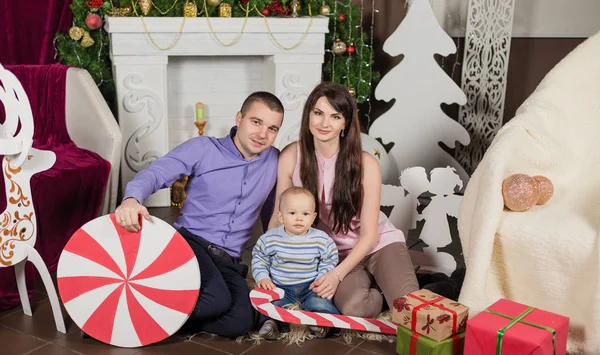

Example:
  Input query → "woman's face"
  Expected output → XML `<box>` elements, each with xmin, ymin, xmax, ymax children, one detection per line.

<box><xmin>308</xmin><ymin>96</ymin><xmax>346</xmax><ymax>143</ymax></box>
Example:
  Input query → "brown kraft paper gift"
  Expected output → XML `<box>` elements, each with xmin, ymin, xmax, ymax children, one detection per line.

<box><xmin>392</xmin><ymin>289</ymin><xmax>469</xmax><ymax>342</ymax></box>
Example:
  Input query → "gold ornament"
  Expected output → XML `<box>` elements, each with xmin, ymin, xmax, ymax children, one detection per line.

<box><xmin>107</xmin><ymin>7</ymin><xmax>133</xmax><ymax>16</ymax></box>
<box><xmin>139</xmin><ymin>0</ymin><xmax>151</xmax><ymax>15</ymax></box>
<box><xmin>80</xmin><ymin>32</ymin><xmax>95</xmax><ymax>48</ymax></box>
<box><xmin>348</xmin><ymin>86</ymin><xmax>356</xmax><ymax>97</ymax></box>
<box><xmin>373</xmin><ymin>148</ymin><xmax>382</xmax><ymax>159</ymax></box>
<box><xmin>332</xmin><ymin>39</ymin><xmax>347</xmax><ymax>55</ymax></box>
<box><xmin>219</xmin><ymin>2</ymin><xmax>231</xmax><ymax>17</ymax></box>
<box><xmin>123</xmin><ymin>3</ymin><xmax>133</xmax><ymax>12</ymax></box>
<box><xmin>320</xmin><ymin>4</ymin><xmax>331</xmax><ymax>16</ymax></box>
<box><xmin>69</xmin><ymin>26</ymin><xmax>84</xmax><ymax>41</ymax></box>
<box><xmin>183</xmin><ymin>1</ymin><xmax>197</xmax><ymax>17</ymax></box>
<box><xmin>290</xmin><ymin>0</ymin><xmax>300</xmax><ymax>17</ymax></box>
<box><xmin>207</xmin><ymin>0</ymin><xmax>222</xmax><ymax>6</ymax></box>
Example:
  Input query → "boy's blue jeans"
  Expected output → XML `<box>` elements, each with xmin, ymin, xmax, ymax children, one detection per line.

<box><xmin>257</xmin><ymin>280</ymin><xmax>340</xmax><ymax>329</ymax></box>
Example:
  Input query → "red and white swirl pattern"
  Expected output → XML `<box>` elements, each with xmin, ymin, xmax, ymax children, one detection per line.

<box><xmin>57</xmin><ymin>214</ymin><xmax>200</xmax><ymax>348</ymax></box>
<box><xmin>250</xmin><ymin>288</ymin><xmax>397</xmax><ymax>335</ymax></box>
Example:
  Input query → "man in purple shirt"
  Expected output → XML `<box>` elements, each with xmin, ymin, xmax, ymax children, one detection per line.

<box><xmin>114</xmin><ymin>92</ymin><xmax>284</xmax><ymax>338</ymax></box>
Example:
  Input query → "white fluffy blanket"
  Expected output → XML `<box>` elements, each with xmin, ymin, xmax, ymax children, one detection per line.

<box><xmin>458</xmin><ymin>31</ymin><xmax>600</xmax><ymax>354</ymax></box>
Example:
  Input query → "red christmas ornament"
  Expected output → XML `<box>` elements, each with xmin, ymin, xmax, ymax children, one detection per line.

<box><xmin>262</xmin><ymin>8</ymin><xmax>270</xmax><ymax>16</ymax></box>
<box><xmin>85</xmin><ymin>0</ymin><xmax>103</xmax><ymax>9</ymax></box>
<box><xmin>339</xmin><ymin>13</ymin><xmax>346</xmax><ymax>22</ymax></box>
<box><xmin>85</xmin><ymin>13</ymin><xmax>103</xmax><ymax>31</ymax></box>
<box><xmin>240</xmin><ymin>0</ymin><xmax>249</xmax><ymax>3</ymax></box>
<box><xmin>346</xmin><ymin>45</ymin><xmax>356</xmax><ymax>55</ymax></box>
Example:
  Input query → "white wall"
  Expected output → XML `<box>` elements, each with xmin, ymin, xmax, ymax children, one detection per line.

<box><xmin>431</xmin><ymin>0</ymin><xmax>600</xmax><ymax>38</ymax></box>
<box><xmin>166</xmin><ymin>56</ymin><xmax>265</xmax><ymax>150</ymax></box>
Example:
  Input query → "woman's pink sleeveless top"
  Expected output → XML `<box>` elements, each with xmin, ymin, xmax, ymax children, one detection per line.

<box><xmin>292</xmin><ymin>147</ymin><xmax>404</xmax><ymax>259</ymax></box>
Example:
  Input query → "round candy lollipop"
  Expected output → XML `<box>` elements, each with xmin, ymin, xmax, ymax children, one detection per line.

<box><xmin>57</xmin><ymin>214</ymin><xmax>200</xmax><ymax>348</ymax></box>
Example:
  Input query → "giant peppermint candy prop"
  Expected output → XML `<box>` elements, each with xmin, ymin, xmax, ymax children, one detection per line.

<box><xmin>57</xmin><ymin>214</ymin><xmax>200</xmax><ymax>347</ymax></box>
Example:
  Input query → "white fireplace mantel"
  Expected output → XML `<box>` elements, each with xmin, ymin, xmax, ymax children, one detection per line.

<box><xmin>105</xmin><ymin>16</ymin><xmax>329</xmax><ymax>207</ymax></box>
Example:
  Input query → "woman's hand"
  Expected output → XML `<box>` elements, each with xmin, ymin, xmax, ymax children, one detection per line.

<box><xmin>310</xmin><ymin>271</ymin><xmax>341</xmax><ymax>300</ymax></box>
<box><xmin>257</xmin><ymin>278</ymin><xmax>276</xmax><ymax>291</ymax></box>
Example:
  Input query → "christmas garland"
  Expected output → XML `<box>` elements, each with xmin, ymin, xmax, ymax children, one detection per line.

<box><xmin>55</xmin><ymin>0</ymin><xmax>380</xmax><ymax>113</ymax></box>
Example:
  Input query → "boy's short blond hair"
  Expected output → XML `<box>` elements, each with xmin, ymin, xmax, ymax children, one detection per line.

<box><xmin>279</xmin><ymin>187</ymin><xmax>315</xmax><ymax>210</ymax></box>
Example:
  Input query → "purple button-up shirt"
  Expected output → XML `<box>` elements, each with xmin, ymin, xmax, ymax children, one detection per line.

<box><xmin>124</xmin><ymin>127</ymin><xmax>279</xmax><ymax>258</ymax></box>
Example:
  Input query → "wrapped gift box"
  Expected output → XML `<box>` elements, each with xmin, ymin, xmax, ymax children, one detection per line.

<box><xmin>396</xmin><ymin>325</ymin><xmax>464</xmax><ymax>355</ymax></box>
<box><xmin>464</xmin><ymin>298</ymin><xmax>569</xmax><ymax>355</ymax></box>
<box><xmin>392</xmin><ymin>289</ymin><xmax>469</xmax><ymax>341</ymax></box>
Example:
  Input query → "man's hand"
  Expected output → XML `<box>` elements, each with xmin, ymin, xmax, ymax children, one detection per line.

<box><xmin>257</xmin><ymin>278</ymin><xmax>276</xmax><ymax>291</ymax></box>
<box><xmin>114</xmin><ymin>198</ymin><xmax>151</xmax><ymax>232</ymax></box>
<box><xmin>310</xmin><ymin>271</ymin><xmax>340</xmax><ymax>300</ymax></box>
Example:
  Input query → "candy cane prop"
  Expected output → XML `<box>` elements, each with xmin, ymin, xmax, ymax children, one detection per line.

<box><xmin>250</xmin><ymin>288</ymin><xmax>398</xmax><ymax>334</ymax></box>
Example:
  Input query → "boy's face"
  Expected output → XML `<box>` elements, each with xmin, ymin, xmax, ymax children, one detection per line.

<box><xmin>278</xmin><ymin>194</ymin><xmax>317</xmax><ymax>236</ymax></box>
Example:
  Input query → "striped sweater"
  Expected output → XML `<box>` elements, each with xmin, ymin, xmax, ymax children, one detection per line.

<box><xmin>251</xmin><ymin>225</ymin><xmax>339</xmax><ymax>286</ymax></box>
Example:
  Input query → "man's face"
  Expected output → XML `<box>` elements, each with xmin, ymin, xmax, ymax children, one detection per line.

<box><xmin>233</xmin><ymin>101</ymin><xmax>283</xmax><ymax>159</ymax></box>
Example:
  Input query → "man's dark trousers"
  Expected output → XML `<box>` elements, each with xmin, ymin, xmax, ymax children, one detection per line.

<box><xmin>179</xmin><ymin>228</ymin><xmax>255</xmax><ymax>338</ymax></box>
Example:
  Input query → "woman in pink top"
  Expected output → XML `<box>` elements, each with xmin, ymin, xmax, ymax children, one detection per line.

<box><xmin>269</xmin><ymin>82</ymin><xmax>419</xmax><ymax>318</ymax></box>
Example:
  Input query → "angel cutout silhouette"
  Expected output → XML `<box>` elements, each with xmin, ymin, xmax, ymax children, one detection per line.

<box><xmin>418</xmin><ymin>167</ymin><xmax>463</xmax><ymax>249</ymax></box>
<box><xmin>381</xmin><ymin>166</ymin><xmax>463</xmax><ymax>275</ymax></box>
<box><xmin>415</xmin><ymin>167</ymin><xmax>463</xmax><ymax>275</ymax></box>
<box><xmin>380</xmin><ymin>167</ymin><xmax>430</xmax><ymax>235</ymax></box>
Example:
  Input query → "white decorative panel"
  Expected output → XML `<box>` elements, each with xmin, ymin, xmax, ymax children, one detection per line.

<box><xmin>454</xmin><ymin>0</ymin><xmax>516</xmax><ymax>173</ymax></box>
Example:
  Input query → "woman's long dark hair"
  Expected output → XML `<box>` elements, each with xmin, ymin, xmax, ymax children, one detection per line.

<box><xmin>299</xmin><ymin>82</ymin><xmax>362</xmax><ymax>234</ymax></box>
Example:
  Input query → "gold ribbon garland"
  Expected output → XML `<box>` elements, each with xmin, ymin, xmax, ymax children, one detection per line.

<box><xmin>132</xmin><ymin>0</ymin><xmax>188</xmax><ymax>51</ymax></box>
<box><xmin>121</xmin><ymin>0</ymin><xmax>313</xmax><ymax>51</ymax></box>
<box><xmin>151</xmin><ymin>0</ymin><xmax>179</xmax><ymax>15</ymax></box>
<box><xmin>203</xmin><ymin>0</ymin><xmax>250</xmax><ymax>47</ymax></box>
<box><xmin>246</xmin><ymin>3</ymin><xmax>313</xmax><ymax>50</ymax></box>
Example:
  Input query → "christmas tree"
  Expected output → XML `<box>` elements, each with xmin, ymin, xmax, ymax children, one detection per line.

<box><xmin>368</xmin><ymin>0</ymin><xmax>470</xmax><ymax>184</ymax></box>
<box><xmin>319</xmin><ymin>0</ymin><xmax>380</xmax><ymax>104</ymax></box>
<box><xmin>55</xmin><ymin>0</ymin><xmax>379</xmax><ymax>114</ymax></box>
<box><xmin>55</xmin><ymin>0</ymin><xmax>115</xmax><ymax>108</ymax></box>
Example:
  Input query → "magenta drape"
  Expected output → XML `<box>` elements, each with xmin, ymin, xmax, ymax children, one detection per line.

<box><xmin>0</xmin><ymin>0</ymin><xmax>72</xmax><ymax>65</ymax></box>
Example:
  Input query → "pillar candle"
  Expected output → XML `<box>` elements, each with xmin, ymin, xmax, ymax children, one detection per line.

<box><xmin>195</xmin><ymin>102</ymin><xmax>205</xmax><ymax>124</ymax></box>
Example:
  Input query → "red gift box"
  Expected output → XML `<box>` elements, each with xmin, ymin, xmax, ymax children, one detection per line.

<box><xmin>464</xmin><ymin>299</ymin><xmax>569</xmax><ymax>355</ymax></box>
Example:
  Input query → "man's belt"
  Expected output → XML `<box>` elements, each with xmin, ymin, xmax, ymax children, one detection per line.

<box><xmin>206</xmin><ymin>243</ymin><xmax>236</xmax><ymax>263</ymax></box>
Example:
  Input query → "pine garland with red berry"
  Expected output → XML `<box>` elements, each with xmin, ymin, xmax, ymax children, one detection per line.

<box><xmin>55</xmin><ymin>0</ymin><xmax>379</xmax><ymax>114</ymax></box>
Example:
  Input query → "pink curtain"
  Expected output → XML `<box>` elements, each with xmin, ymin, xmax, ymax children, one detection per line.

<box><xmin>0</xmin><ymin>0</ymin><xmax>72</xmax><ymax>64</ymax></box>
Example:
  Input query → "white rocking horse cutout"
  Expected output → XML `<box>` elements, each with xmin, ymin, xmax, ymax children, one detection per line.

<box><xmin>0</xmin><ymin>63</ymin><xmax>66</xmax><ymax>333</ymax></box>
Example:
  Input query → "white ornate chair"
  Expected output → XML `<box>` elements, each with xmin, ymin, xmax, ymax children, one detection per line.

<box><xmin>0</xmin><ymin>63</ymin><xmax>66</xmax><ymax>333</ymax></box>
<box><xmin>65</xmin><ymin>68</ymin><xmax>122</xmax><ymax>215</ymax></box>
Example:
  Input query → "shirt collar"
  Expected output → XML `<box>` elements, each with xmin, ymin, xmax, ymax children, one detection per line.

<box><xmin>278</xmin><ymin>225</ymin><xmax>312</xmax><ymax>237</ymax></box>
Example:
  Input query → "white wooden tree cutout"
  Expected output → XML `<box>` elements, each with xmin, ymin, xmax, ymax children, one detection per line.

<box><xmin>381</xmin><ymin>166</ymin><xmax>463</xmax><ymax>276</ymax></box>
<box><xmin>360</xmin><ymin>133</ymin><xmax>394</xmax><ymax>185</ymax></box>
<box><xmin>368</xmin><ymin>0</ymin><xmax>471</xmax><ymax>185</ymax></box>
<box><xmin>0</xmin><ymin>64</ymin><xmax>66</xmax><ymax>333</ymax></box>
